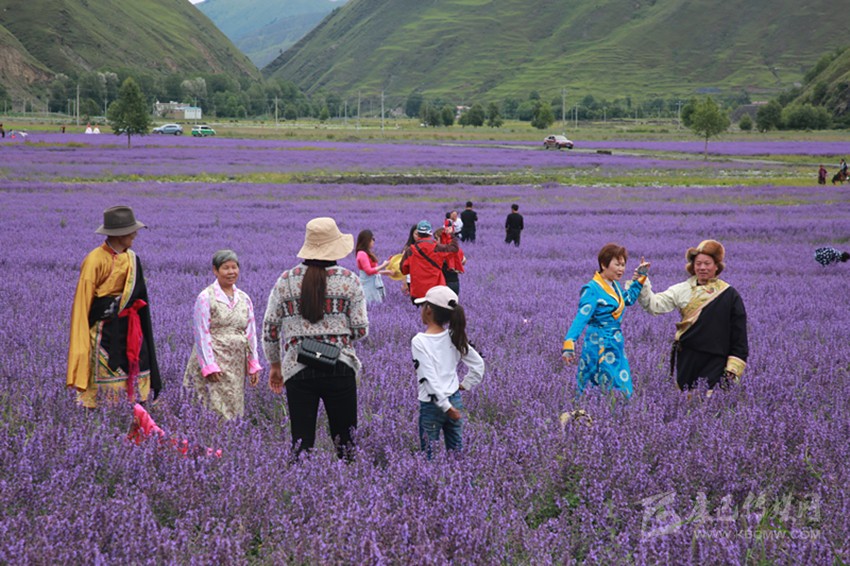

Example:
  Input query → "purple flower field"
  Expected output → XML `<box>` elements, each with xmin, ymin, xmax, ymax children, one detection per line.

<box><xmin>0</xmin><ymin>134</ymin><xmax>804</xmax><ymax>181</ymax></box>
<box><xmin>1</xmin><ymin>136</ymin><xmax>849</xmax><ymax>564</ymax></box>
<box><xmin>475</xmin><ymin>139</ymin><xmax>850</xmax><ymax>157</ymax></box>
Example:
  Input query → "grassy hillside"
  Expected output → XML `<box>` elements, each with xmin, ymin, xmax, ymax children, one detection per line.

<box><xmin>793</xmin><ymin>46</ymin><xmax>850</xmax><ymax>119</ymax></box>
<box><xmin>264</xmin><ymin>0</ymin><xmax>849</xmax><ymax>103</ymax></box>
<box><xmin>0</xmin><ymin>0</ymin><xmax>259</xmax><ymax>80</ymax></box>
<box><xmin>197</xmin><ymin>0</ymin><xmax>343</xmax><ymax>66</ymax></box>
<box><xmin>0</xmin><ymin>24</ymin><xmax>51</xmax><ymax>95</ymax></box>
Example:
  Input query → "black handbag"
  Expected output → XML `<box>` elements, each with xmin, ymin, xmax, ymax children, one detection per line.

<box><xmin>297</xmin><ymin>338</ymin><xmax>341</xmax><ymax>369</ymax></box>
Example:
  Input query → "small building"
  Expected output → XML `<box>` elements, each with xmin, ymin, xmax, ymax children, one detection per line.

<box><xmin>153</xmin><ymin>101</ymin><xmax>202</xmax><ymax>121</ymax></box>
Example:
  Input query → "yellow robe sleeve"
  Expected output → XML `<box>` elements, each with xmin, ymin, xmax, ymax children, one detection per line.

<box><xmin>66</xmin><ymin>245</ymin><xmax>129</xmax><ymax>391</ymax></box>
<box><xmin>67</xmin><ymin>261</ymin><xmax>98</xmax><ymax>391</ymax></box>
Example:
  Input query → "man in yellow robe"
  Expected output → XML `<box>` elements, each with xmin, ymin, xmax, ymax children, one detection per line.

<box><xmin>67</xmin><ymin>206</ymin><xmax>161</xmax><ymax>408</ymax></box>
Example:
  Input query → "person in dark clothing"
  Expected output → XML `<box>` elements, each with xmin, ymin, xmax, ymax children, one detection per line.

<box><xmin>505</xmin><ymin>204</ymin><xmax>524</xmax><ymax>246</ymax></box>
<box><xmin>818</xmin><ymin>165</ymin><xmax>828</xmax><ymax>185</ymax></box>
<box><xmin>637</xmin><ymin>240</ymin><xmax>748</xmax><ymax>393</ymax></box>
<box><xmin>459</xmin><ymin>201</ymin><xmax>478</xmax><ymax>242</ymax></box>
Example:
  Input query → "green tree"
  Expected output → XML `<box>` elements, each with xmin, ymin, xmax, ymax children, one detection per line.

<box><xmin>440</xmin><ymin>105</ymin><xmax>455</xmax><ymax>127</ymax></box>
<box><xmin>689</xmin><ymin>97</ymin><xmax>730</xmax><ymax>159</ymax></box>
<box><xmin>781</xmin><ymin>103</ymin><xmax>831</xmax><ymax>130</ymax></box>
<box><xmin>756</xmin><ymin>100</ymin><xmax>783</xmax><ymax>131</ymax></box>
<box><xmin>531</xmin><ymin>101</ymin><xmax>555</xmax><ymax>130</ymax></box>
<box><xmin>486</xmin><ymin>102</ymin><xmax>503</xmax><ymax>127</ymax></box>
<box><xmin>462</xmin><ymin>103</ymin><xmax>486</xmax><ymax>127</ymax></box>
<box><xmin>405</xmin><ymin>91</ymin><xmax>424</xmax><ymax>118</ymax></box>
<box><xmin>106</xmin><ymin>77</ymin><xmax>151</xmax><ymax>148</ymax></box>
<box><xmin>738</xmin><ymin>114</ymin><xmax>753</xmax><ymax>131</ymax></box>
<box><xmin>680</xmin><ymin>97</ymin><xmax>698</xmax><ymax>127</ymax></box>
<box><xmin>318</xmin><ymin>105</ymin><xmax>330</xmax><ymax>122</ymax></box>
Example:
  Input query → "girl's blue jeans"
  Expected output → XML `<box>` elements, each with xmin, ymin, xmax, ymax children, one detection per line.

<box><xmin>419</xmin><ymin>391</ymin><xmax>463</xmax><ymax>458</ymax></box>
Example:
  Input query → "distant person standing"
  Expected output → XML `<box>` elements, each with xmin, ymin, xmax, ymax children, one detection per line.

<box><xmin>818</xmin><ymin>164</ymin><xmax>828</xmax><ymax>185</ymax></box>
<box><xmin>841</xmin><ymin>159</ymin><xmax>848</xmax><ymax>178</ymax></box>
<box><xmin>505</xmin><ymin>204</ymin><xmax>524</xmax><ymax>247</ymax></box>
<box><xmin>460</xmin><ymin>201</ymin><xmax>478</xmax><ymax>242</ymax></box>
<box><xmin>0</xmin><ymin>123</ymin><xmax>5</xmax><ymax>138</ymax></box>
<box><xmin>401</xmin><ymin>220</ymin><xmax>460</xmax><ymax>301</ymax></box>
<box><xmin>450</xmin><ymin>210</ymin><xmax>463</xmax><ymax>234</ymax></box>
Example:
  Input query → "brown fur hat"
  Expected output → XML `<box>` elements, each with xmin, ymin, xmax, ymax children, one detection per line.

<box><xmin>686</xmin><ymin>239</ymin><xmax>725</xmax><ymax>276</ymax></box>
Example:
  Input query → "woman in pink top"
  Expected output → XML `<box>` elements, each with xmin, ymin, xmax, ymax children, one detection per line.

<box><xmin>356</xmin><ymin>230</ymin><xmax>391</xmax><ymax>304</ymax></box>
<box><xmin>184</xmin><ymin>249</ymin><xmax>261</xmax><ymax>419</ymax></box>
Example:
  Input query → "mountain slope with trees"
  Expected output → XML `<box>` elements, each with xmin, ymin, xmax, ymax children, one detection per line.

<box><xmin>791</xmin><ymin>46</ymin><xmax>850</xmax><ymax>125</ymax></box>
<box><xmin>0</xmin><ymin>0</ymin><xmax>259</xmax><ymax>84</ymax></box>
<box><xmin>263</xmin><ymin>0</ymin><xmax>848</xmax><ymax>104</ymax></box>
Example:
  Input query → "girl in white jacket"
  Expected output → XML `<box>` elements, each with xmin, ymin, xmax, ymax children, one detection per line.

<box><xmin>412</xmin><ymin>286</ymin><xmax>485</xmax><ymax>458</ymax></box>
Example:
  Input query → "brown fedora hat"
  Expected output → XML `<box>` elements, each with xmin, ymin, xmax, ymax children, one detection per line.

<box><xmin>95</xmin><ymin>205</ymin><xmax>147</xmax><ymax>236</ymax></box>
<box><xmin>297</xmin><ymin>217</ymin><xmax>353</xmax><ymax>261</ymax></box>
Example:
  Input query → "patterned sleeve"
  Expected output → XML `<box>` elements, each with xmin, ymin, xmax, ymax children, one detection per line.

<box><xmin>244</xmin><ymin>292</ymin><xmax>262</xmax><ymax>374</ymax></box>
<box><xmin>347</xmin><ymin>273</ymin><xmax>369</xmax><ymax>341</ymax></box>
<box><xmin>622</xmin><ymin>277</ymin><xmax>645</xmax><ymax>306</ymax></box>
<box><xmin>192</xmin><ymin>289</ymin><xmax>220</xmax><ymax>376</ymax></box>
<box><xmin>262</xmin><ymin>278</ymin><xmax>284</xmax><ymax>364</ymax></box>
<box><xmin>562</xmin><ymin>285</ymin><xmax>597</xmax><ymax>354</ymax></box>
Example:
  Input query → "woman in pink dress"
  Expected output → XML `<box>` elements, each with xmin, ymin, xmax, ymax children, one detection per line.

<box><xmin>355</xmin><ymin>230</ymin><xmax>391</xmax><ymax>304</ymax></box>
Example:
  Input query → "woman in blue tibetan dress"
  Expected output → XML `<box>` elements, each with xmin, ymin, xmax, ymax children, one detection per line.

<box><xmin>561</xmin><ymin>244</ymin><xmax>649</xmax><ymax>398</ymax></box>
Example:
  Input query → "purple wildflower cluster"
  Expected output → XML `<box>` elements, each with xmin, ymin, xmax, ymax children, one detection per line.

<box><xmin>0</xmin><ymin>136</ymin><xmax>848</xmax><ymax>563</ymax></box>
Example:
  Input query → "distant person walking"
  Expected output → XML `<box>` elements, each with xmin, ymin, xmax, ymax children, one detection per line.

<box><xmin>505</xmin><ymin>204</ymin><xmax>524</xmax><ymax>246</ymax></box>
<box><xmin>460</xmin><ymin>201</ymin><xmax>478</xmax><ymax>242</ymax></box>
<box><xmin>411</xmin><ymin>286</ymin><xmax>484</xmax><ymax>459</ymax></box>
<box><xmin>435</xmin><ymin>226</ymin><xmax>466</xmax><ymax>296</ymax></box>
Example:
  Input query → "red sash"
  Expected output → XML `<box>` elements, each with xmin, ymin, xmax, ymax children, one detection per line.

<box><xmin>118</xmin><ymin>299</ymin><xmax>147</xmax><ymax>400</ymax></box>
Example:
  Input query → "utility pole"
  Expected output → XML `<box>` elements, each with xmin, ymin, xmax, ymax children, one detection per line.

<box><xmin>381</xmin><ymin>91</ymin><xmax>385</xmax><ymax>134</ymax></box>
<box><xmin>357</xmin><ymin>91</ymin><xmax>361</xmax><ymax>130</ymax></box>
<box><xmin>574</xmin><ymin>103</ymin><xmax>578</xmax><ymax>130</ymax></box>
<box><xmin>561</xmin><ymin>87</ymin><xmax>566</xmax><ymax>131</ymax></box>
<box><xmin>275</xmin><ymin>96</ymin><xmax>279</xmax><ymax>127</ymax></box>
<box><xmin>76</xmin><ymin>83</ymin><xmax>80</xmax><ymax>126</ymax></box>
<box><xmin>677</xmin><ymin>100</ymin><xmax>683</xmax><ymax>129</ymax></box>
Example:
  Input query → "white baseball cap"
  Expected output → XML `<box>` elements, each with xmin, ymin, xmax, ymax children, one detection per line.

<box><xmin>414</xmin><ymin>285</ymin><xmax>459</xmax><ymax>310</ymax></box>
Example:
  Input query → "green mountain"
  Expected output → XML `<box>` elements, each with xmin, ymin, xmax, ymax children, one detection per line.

<box><xmin>0</xmin><ymin>23</ymin><xmax>52</xmax><ymax>96</ymax></box>
<box><xmin>0</xmin><ymin>0</ymin><xmax>259</xmax><ymax>85</ymax></box>
<box><xmin>263</xmin><ymin>0</ymin><xmax>850</xmax><ymax>103</ymax></box>
<box><xmin>197</xmin><ymin>0</ymin><xmax>344</xmax><ymax>67</ymax></box>
<box><xmin>793</xmin><ymin>47</ymin><xmax>850</xmax><ymax>120</ymax></box>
